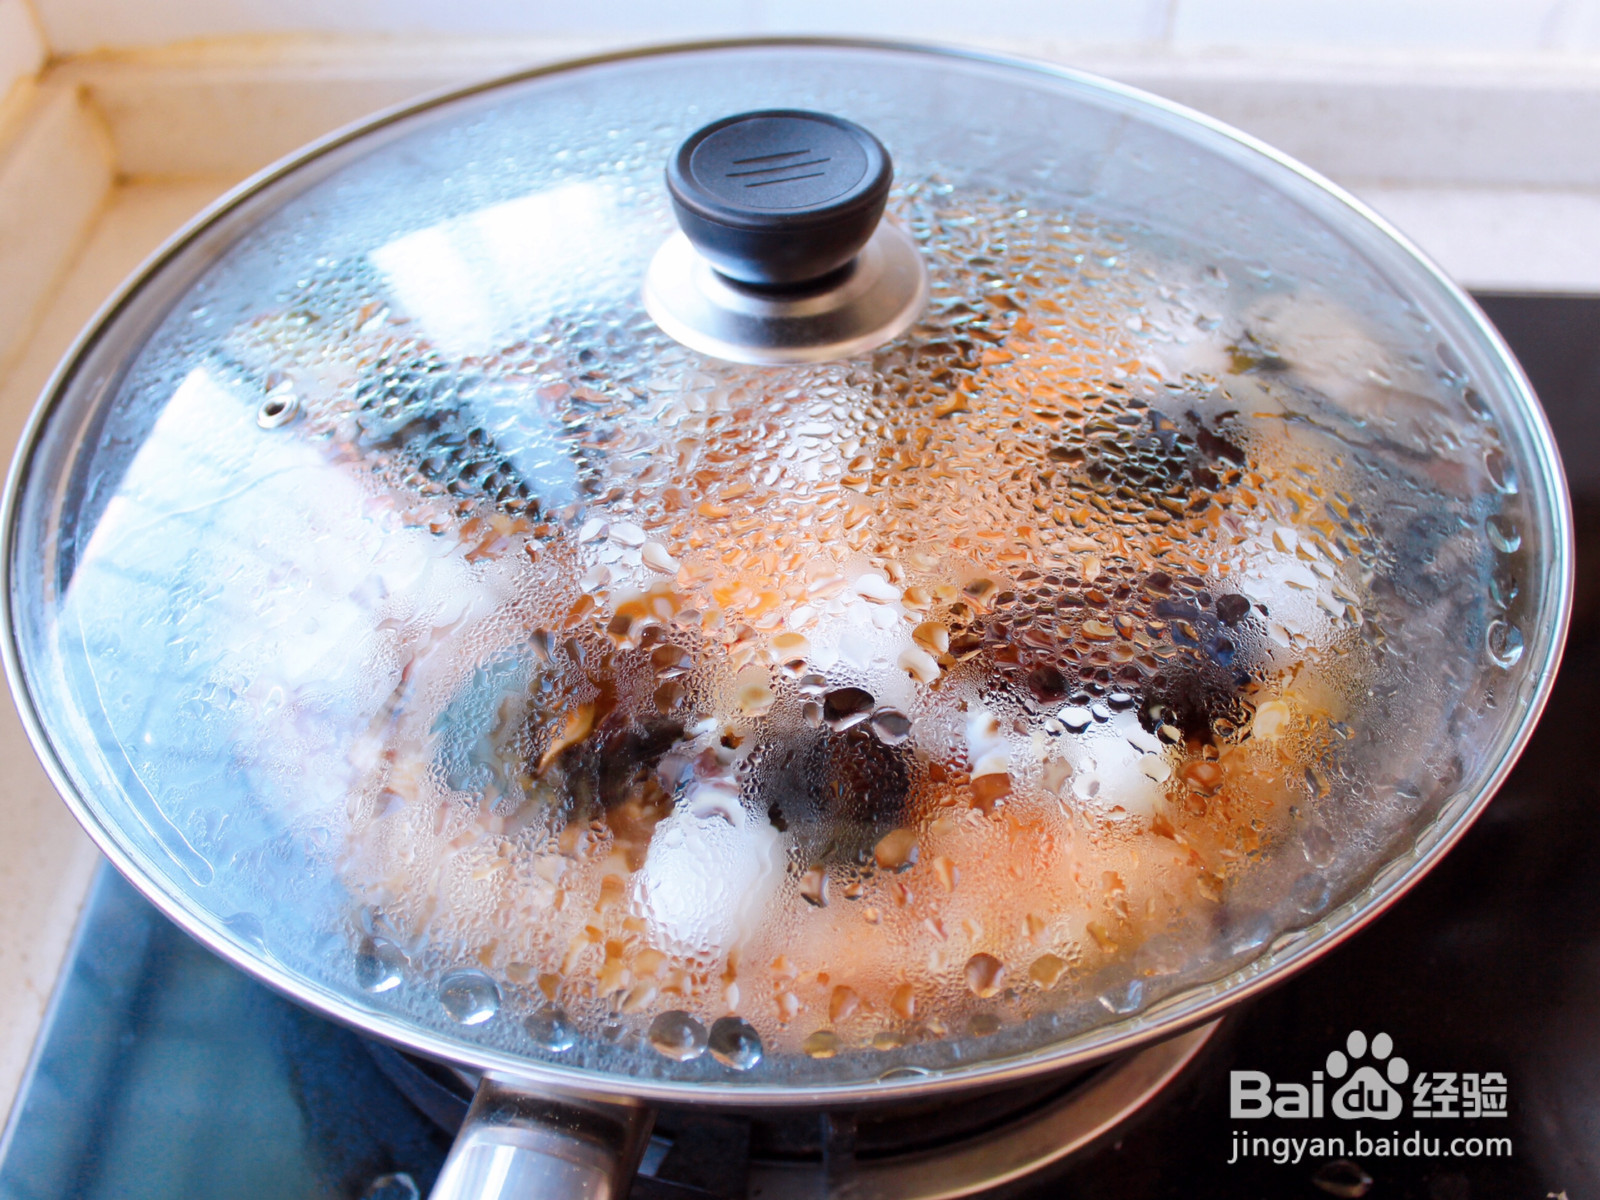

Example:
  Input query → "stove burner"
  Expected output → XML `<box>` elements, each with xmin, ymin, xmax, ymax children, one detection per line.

<box><xmin>366</xmin><ymin>1023</ymin><xmax>1218</xmax><ymax>1200</ymax></box>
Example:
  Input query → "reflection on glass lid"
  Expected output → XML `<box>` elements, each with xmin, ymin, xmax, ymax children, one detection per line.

<box><xmin>10</xmin><ymin>44</ymin><xmax>1558</xmax><ymax>1091</ymax></box>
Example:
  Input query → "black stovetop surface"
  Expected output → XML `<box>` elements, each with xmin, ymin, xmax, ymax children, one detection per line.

<box><xmin>1</xmin><ymin>294</ymin><xmax>1597</xmax><ymax>1200</ymax></box>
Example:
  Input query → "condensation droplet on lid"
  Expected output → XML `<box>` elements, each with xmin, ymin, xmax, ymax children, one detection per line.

<box><xmin>609</xmin><ymin>521</ymin><xmax>646</xmax><ymax>547</ymax></box>
<box><xmin>802</xmin><ymin>1029</ymin><xmax>839</xmax><ymax>1058</ymax></box>
<box><xmin>1489</xmin><ymin>573</ymin><xmax>1519</xmax><ymax>610</ymax></box>
<box><xmin>1486</xmin><ymin>619</ymin><xmax>1524</xmax><ymax>668</ymax></box>
<box><xmin>1300</xmin><ymin>821</ymin><xmax>1337</xmax><ymax>869</ymax></box>
<box><xmin>822</xmin><ymin>687</ymin><xmax>875</xmax><ymax>730</ymax></box>
<box><xmin>1060</xmin><ymin>707</ymin><xmax>1092</xmax><ymax>733</ymax></box>
<box><xmin>1097</xmin><ymin>978</ymin><xmax>1144</xmax><ymax>1015</ymax></box>
<box><xmin>1484</xmin><ymin>448</ymin><xmax>1518</xmax><ymax>495</ymax></box>
<box><xmin>642</xmin><ymin>541</ymin><xmax>680</xmax><ymax>573</ymax></box>
<box><xmin>524</xmin><ymin>1007</ymin><xmax>577</xmax><ymax>1051</ymax></box>
<box><xmin>1485</xmin><ymin>515</ymin><xmax>1521</xmax><ymax>554</ymax></box>
<box><xmin>1436</xmin><ymin>341</ymin><xmax>1466</xmax><ymax>378</ymax></box>
<box><xmin>355</xmin><ymin>935</ymin><xmax>407</xmax><ymax>993</ymax></box>
<box><xmin>964</xmin><ymin>953</ymin><xmax>1006</xmax><ymax>998</ymax></box>
<box><xmin>870</xmin><ymin>708</ymin><xmax>912</xmax><ymax>744</ymax></box>
<box><xmin>737</xmin><ymin>680</ymin><xmax>775</xmax><ymax>717</ymax></box>
<box><xmin>800</xmin><ymin>865</ymin><xmax>830</xmax><ymax>907</ymax></box>
<box><xmin>1291</xmin><ymin>872</ymin><xmax>1332</xmax><ymax>916</ymax></box>
<box><xmin>438</xmin><ymin>969</ymin><xmax>500</xmax><ymax>1025</ymax></box>
<box><xmin>1225</xmin><ymin>912</ymin><xmax>1274</xmax><ymax>956</ymax></box>
<box><xmin>224</xmin><ymin>911</ymin><xmax>267</xmax><ymax>951</ymax></box>
<box><xmin>874</xmin><ymin>828</ymin><xmax>919</xmax><ymax>871</ymax></box>
<box><xmin>1029</xmin><ymin>953</ymin><xmax>1068</xmax><ymax>987</ymax></box>
<box><xmin>648</xmin><ymin>1010</ymin><xmax>708</xmax><ymax>1061</ymax></box>
<box><xmin>360</xmin><ymin>1172</ymin><xmax>420</xmax><ymax>1200</ymax></box>
<box><xmin>707</xmin><ymin>1016</ymin><xmax>763</xmax><ymax>1070</ymax></box>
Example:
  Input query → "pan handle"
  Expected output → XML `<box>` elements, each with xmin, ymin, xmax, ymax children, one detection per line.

<box><xmin>429</xmin><ymin>1075</ymin><xmax>656</xmax><ymax>1200</ymax></box>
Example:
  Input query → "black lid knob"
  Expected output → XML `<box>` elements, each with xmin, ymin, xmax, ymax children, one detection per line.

<box><xmin>666</xmin><ymin>110</ymin><xmax>892</xmax><ymax>290</ymax></box>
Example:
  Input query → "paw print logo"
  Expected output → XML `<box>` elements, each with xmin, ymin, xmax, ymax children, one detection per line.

<box><xmin>1328</xmin><ymin>1030</ymin><xmax>1409</xmax><ymax>1120</ymax></box>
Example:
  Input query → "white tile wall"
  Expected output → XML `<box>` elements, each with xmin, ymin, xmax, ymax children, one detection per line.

<box><xmin>28</xmin><ymin>0</ymin><xmax>1600</xmax><ymax>55</ymax></box>
<box><xmin>1545</xmin><ymin>0</ymin><xmax>1600</xmax><ymax>50</ymax></box>
<box><xmin>32</xmin><ymin>0</ymin><xmax>749</xmax><ymax>51</ymax></box>
<box><xmin>0</xmin><ymin>83</ymin><xmax>111</xmax><ymax>376</ymax></box>
<box><xmin>0</xmin><ymin>0</ymin><xmax>45</xmax><ymax>102</ymax></box>
<box><xmin>751</xmin><ymin>0</ymin><xmax>1170</xmax><ymax>41</ymax></box>
<box><xmin>1173</xmin><ymin>0</ymin><xmax>1564</xmax><ymax>52</ymax></box>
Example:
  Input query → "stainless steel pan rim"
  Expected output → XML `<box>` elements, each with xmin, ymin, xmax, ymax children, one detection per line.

<box><xmin>0</xmin><ymin>36</ymin><xmax>1573</xmax><ymax>1109</ymax></box>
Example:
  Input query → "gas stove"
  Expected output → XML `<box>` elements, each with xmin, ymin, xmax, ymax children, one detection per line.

<box><xmin>0</xmin><ymin>294</ymin><xmax>1595</xmax><ymax>1200</ymax></box>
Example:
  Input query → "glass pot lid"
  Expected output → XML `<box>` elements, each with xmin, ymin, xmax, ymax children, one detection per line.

<box><xmin>3</xmin><ymin>40</ymin><xmax>1570</xmax><ymax>1100</ymax></box>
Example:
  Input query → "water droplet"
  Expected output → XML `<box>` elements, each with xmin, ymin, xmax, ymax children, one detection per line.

<box><xmin>1029</xmin><ymin>953</ymin><xmax>1068</xmax><ymax>987</ymax></box>
<box><xmin>1489</xmin><ymin>573</ymin><xmax>1519</xmax><ymax>609</ymax></box>
<box><xmin>873</xmin><ymin>827</ymin><xmax>919</xmax><ymax>871</ymax></box>
<box><xmin>1301</xmin><ymin>820</ymin><xmax>1337</xmax><ymax>869</ymax></box>
<box><xmin>870</xmin><ymin>708</ymin><xmax>912</xmax><ymax>744</ymax></box>
<box><xmin>356</xmin><ymin>935</ymin><xmax>407</xmax><ymax>993</ymax></box>
<box><xmin>648</xmin><ymin>1010</ymin><xmax>708</xmax><ymax>1061</ymax></box>
<box><xmin>650</xmin><ymin>643</ymin><xmax>691</xmax><ymax>677</ymax></box>
<box><xmin>438</xmin><ymin>969</ymin><xmax>500</xmax><ymax>1025</ymax></box>
<box><xmin>224</xmin><ymin>912</ymin><xmax>267</xmax><ymax>952</ymax></box>
<box><xmin>1484</xmin><ymin>448</ymin><xmax>1518</xmax><ymax>494</ymax></box>
<box><xmin>876</xmin><ymin>1064</ymin><xmax>928</xmax><ymax>1080</ymax></box>
<box><xmin>361</xmin><ymin>1173</ymin><xmax>420</xmax><ymax>1200</ymax></box>
<box><xmin>800</xmin><ymin>865</ymin><xmax>830</xmax><ymax>907</ymax></box>
<box><xmin>1486</xmin><ymin>515</ymin><xmax>1521</xmax><ymax>554</ymax></box>
<box><xmin>1291</xmin><ymin>872</ymin><xmax>1332</xmax><ymax>916</ymax></box>
<box><xmin>802</xmin><ymin>1029</ymin><xmax>839</xmax><ymax>1058</ymax></box>
<box><xmin>524</xmin><ymin>1007</ymin><xmax>577</xmax><ymax>1052</ymax></box>
<box><xmin>1026</xmin><ymin>665</ymin><xmax>1068</xmax><ymax>701</ymax></box>
<box><xmin>1225</xmin><ymin>912</ymin><xmax>1274</xmax><ymax>956</ymax></box>
<box><xmin>970</xmin><ymin>1012</ymin><xmax>1003</xmax><ymax>1037</ymax></box>
<box><xmin>822</xmin><ymin>687</ymin><xmax>875</xmax><ymax>730</ymax></box>
<box><xmin>1486</xmin><ymin>619</ymin><xmax>1524</xmax><ymax>668</ymax></box>
<box><xmin>1060</xmin><ymin>706</ymin><xmax>1092</xmax><ymax>733</ymax></box>
<box><xmin>708</xmin><ymin>1016</ymin><xmax>763</xmax><ymax>1070</ymax></box>
<box><xmin>1215</xmin><ymin>593</ymin><xmax>1251</xmax><ymax>626</ymax></box>
<box><xmin>1098</xmin><ymin>978</ymin><xmax>1144</xmax><ymax>1014</ymax></box>
<box><xmin>1312</xmin><ymin>1158</ymin><xmax>1373</xmax><ymax>1198</ymax></box>
<box><xmin>964</xmin><ymin>953</ymin><xmax>1006</xmax><ymax>998</ymax></box>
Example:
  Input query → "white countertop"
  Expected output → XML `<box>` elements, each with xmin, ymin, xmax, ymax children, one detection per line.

<box><xmin>0</xmin><ymin>177</ymin><xmax>233</xmax><ymax>1123</ymax></box>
